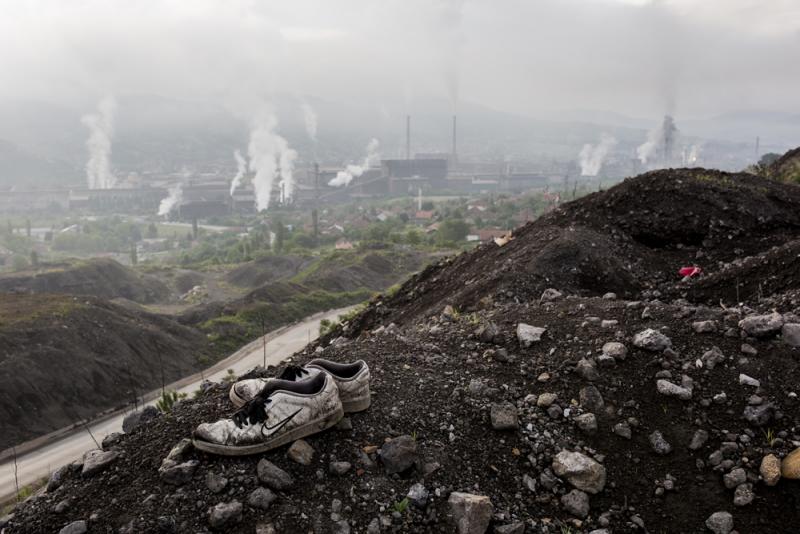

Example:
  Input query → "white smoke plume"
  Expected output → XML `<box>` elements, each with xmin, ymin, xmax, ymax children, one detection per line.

<box><xmin>579</xmin><ymin>134</ymin><xmax>617</xmax><ymax>176</ymax></box>
<box><xmin>81</xmin><ymin>96</ymin><xmax>116</xmax><ymax>189</ymax></box>
<box><xmin>230</xmin><ymin>149</ymin><xmax>247</xmax><ymax>196</ymax></box>
<box><xmin>301</xmin><ymin>102</ymin><xmax>318</xmax><ymax>143</ymax></box>
<box><xmin>158</xmin><ymin>183</ymin><xmax>183</xmax><ymax>216</ymax></box>
<box><xmin>247</xmin><ymin>112</ymin><xmax>297</xmax><ymax>211</ymax></box>
<box><xmin>329</xmin><ymin>138</ymin><xmax>380</xmax><ymax>187</ymax></box>
<box><xmin>637</xmin><ymin>115</ymin><xmax>680</xmax><ymax>169</ymax></box>
<box><xmin>687</xmin><ymin>144</ymin><xmax>702</xmax><ymax>165</ymax></box>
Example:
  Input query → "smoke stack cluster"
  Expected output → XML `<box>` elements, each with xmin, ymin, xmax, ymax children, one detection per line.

<box><xmin>406</xmin><ymin>115</ymin><xmax>411</xmax><ymax>160</ymax></box>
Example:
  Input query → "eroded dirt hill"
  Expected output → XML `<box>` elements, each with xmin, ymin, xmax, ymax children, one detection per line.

<box><xmin>0</xmin><ymin>258</ymin><xmax>170</xmax><ymax>304</ymax></box>
<box><xmin>0</xmin><ymin>293</ymin><xmax>212</xmax><ymax>450</ymax></box>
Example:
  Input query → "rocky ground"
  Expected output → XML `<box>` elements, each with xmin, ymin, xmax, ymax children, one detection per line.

<box><xmin>4</xmin><ymin>167</ymin><xmax>800</xmax><ymax>533</ymax></box>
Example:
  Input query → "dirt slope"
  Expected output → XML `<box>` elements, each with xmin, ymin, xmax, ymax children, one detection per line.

<box><xmin>5</xmin><ymin>169</ymin><xmax>800</xmax><ymax>533</ymax></box>
<box><xmin>0</xmin><ymin>258</ymin><xmax>170</xmax><ymax>304</ymax></box>
<box><xmin>0</xmin><ymin>293</ymin><xmax>212</xmax><ymax>450</ymax></box>
<box><xmin>349</xmin><ymin>168</ymin><xmax>800</xmax><ymax>329</ymax></box>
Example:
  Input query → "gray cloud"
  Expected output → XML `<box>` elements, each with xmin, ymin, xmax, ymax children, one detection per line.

<box><xmin>0</xmin><ymin>0</ymin><xmax>797</xmax><ymax>119</ymax></box>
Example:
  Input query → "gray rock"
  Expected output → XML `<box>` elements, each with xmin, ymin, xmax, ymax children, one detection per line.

<box><xmin>379</xmin><ymin>435</ymin><xmax>418</xmax><ymax>474</ymax></box>
<box><xmin>782</xmin><ymin>323</ymin><xmax>800</xmax><ymax>346</ymax></box>
<box><xmin>475</xmin><ymin>322</ymin><xmax>499</xmax><ymax>343</ymax></box>
<box><xmin>561</xmin><ymin>489</ymin><xmax>590</xmax><ymax>518</ymax></box>
<box><xmin>407</xmin><ymin>483</ymin><xmax>429</xmax><ymax>508</ymax></box>
<box><xmin>287</xmin><ymin>439</ymin><xmax>314</xmax><ymax>465</ymax></box>
<box><xmin>574</xmin><ymin>413</ymin><xmax>598</xmax><ymax>434</ymax></box>
<box><xmin>101</xmin><ymin>432</ymin><xmax>123</xmax><ymax>450</ymax></box>
<box><xmin>536</xmin><ymin>392</ymin><xmax>557</xmax><ymax>407</ymax></box>
<box><xmin>743</xmin><ymin>403</ymin><xmax>774</xmax><ymax>426</ymax></box>
<box><xmin>701</xmin><ymin>346</ymin><xmax>726</xmax><ymax>369</ymax></box>
<box><xmin>738</xmin><ymin>374</ymin><xmax>760</xmax><ymax>387</ymax></box>
<box><xmin>47</xmin><ymin>465</ymin><xmax>70</xmax><ymax>492</ymax></box>
<box><xmin>159</xmin><ymin>460</ymin><xmax>199</xmax><ymax>486</ymax></box>
<box><xmin>494</xmin><ymin>522</ymin><xmax>525</xmax><ymax>534</ymax></box>
<box><xmin>206</xmin><ymin>472</ymin><xmax>228</xmax><ymax>494</ymax></box>
<box><xmin>613</xmin><ymin>422</ymin><xmax>632</xmax><ymax>439</ymax></box>
<box><xmin>547</xmin><ymin>404</ymin><xmax>563</xmax><ymax>419</ymax></box>
<box><xmin>490</xmin><ymin>402</ymin><xmax>519</xmax><ymax>430</ymax></box>
<box><xmin>705</xmin><ymin>511</ymin><xmax>734</xmax><ymax>534</ymax></box>
<box><xmin>656</xmin><ymin>379</ymin><xmax>692</xmax><ymax>400</ymax></box>
<box><xmin>733</xmin><ymin>483</ymin><xmax>754</xmax><ymax>506</ymax></box>
<box><xmin>58</xmin><ymin>520</ymin><xmax>88</xmax><ymax>534</ymax></box>
<box><xmin>522</xmin><ymin>473</ymin><xmax>537</xmax><ymax>492</ymax></box>
<box><xmin>448</xmin><ymin>492</ymin><xmax>493</xmax><ymax>534</ymax></box>
<box><xmin>723</xmin><ymin>468</ymin><xmax>746</xmax><ymax>489</ymax></box>
<box><xmin>602</xmin><ymin>341</ymin><xmax>627</xmax><ymax>360</ymax></box>
<box><xmin>552</xmin><ymin>450</ymin><xmax>607</xmax><ymax>494</ymax></box>
<box><xmin>367</xmin><ymin>518</ymin><xmax>381</xmax><ymax>534</ymax></box>
<box><xmin>54</xmin><ymin>499</ymin><xmax>70</xmax><ymax>513</ymax></box>
<box><xmin>208</xmin><ymin>501</ymin><xmax>242</xmax><ymax>529</ymax></box>
<box><xmin>740</xmin><ymin>312</ymin><xmax>784</xmax><ymax>337</ymax></box>
<box><xmin>540</xmin><ymin>288</ymin><xmax>563</xmax><ymax>302</ymax></box>
<box><xmin>329</xmin><ymin>461</ymin><xmax>352</xmax><ymax>476</ymax></box>
<box><xmin>157</xmin><ymin>516</ymin><xmax>176</xmax><ymax>533</ymax></box>
<box><xmin>256</xmin><ymin>459</ymin><xmax>295</xmax><ymax>490</ymax></box>
<box><xmin>579</xmin><ymin>385</ymin><xmax>605</xmax><ymax>413</ymax></box>
<box><xmin>248</xmin><ymin>487</ymin><xmax>277</xmax><ymax>510</ymax></box>
<box><xmin>516</xmin><ymin>323</ymin><xmax>546</xmax><ymax>347</ymax></box>
<box><xmin>81</xmin><ymin>449</ymin><xmax>119</xmax><ymax>477</ymax></box>
<box><xmin>633</xmin><ymin>328</ymin><xmax>672</xmax><ymax>351</ymax></box>
<box><xmin>689</xmin><ymin>429</ymin><xmax>709</xmax><ymax>450</ymax></box>
<box><xmin>741</xmin><ymin>343</ymin><xmax>758</xmax><ymax>356</ymax></box>
<box><xmin>163</xmin><ymin>438</ymin><xmax>193</xmax><ymax>464</ymax></box>
<box><xmin>122</xmin><ymin>405</ymin><xmax>159</xmax><ymax>434</ymax></box>
<box><xmin>576</xmin><ymin>358</ymin><xmax>600</xmax><ymax>381</ymax></box>
<box><xmin>693</xmin><ymin>320</ymin><xmax>717</xmax><ymax>333</ymax></box>
<box><xmin>649</xmin><ymin>430</ymin><xmax>672</xmax><ymax>455</ymax></box>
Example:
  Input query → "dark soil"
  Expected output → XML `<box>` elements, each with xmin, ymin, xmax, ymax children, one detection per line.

<box><xmin>0</xmin><ymin>293</ymin><xmax>213</xmax><ymax>450</ymax></box>
<box><xmin>6</xmin><ymin>167</ymin><xmax>800</xmax><ymax>533</ymax></box>
<box><xmin>0</xmin><ymin>258</ymin><xmax>170</xmax><ymax>304</ymax></box>
<box><xmin>226</xmin><ymin>255</ymin><xmax>314</xmax><ymax>288</ymax></box>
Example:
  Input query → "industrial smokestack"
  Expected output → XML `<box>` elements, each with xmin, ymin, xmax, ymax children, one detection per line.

<box><xmin>452</xmin><ymin>115</ymin><xmax>457</xmax><ymax>164</ymax></box>
<box><xmin>406</xmin><ymin>115</ymin><xmax>411</xmax><ymax>160</ymax></box>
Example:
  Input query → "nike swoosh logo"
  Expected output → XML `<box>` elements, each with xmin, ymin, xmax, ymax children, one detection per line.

<box><xmin>260</xmin><ymin>408</ymin><xmax>303</xmax><ymax>438</ymax></box>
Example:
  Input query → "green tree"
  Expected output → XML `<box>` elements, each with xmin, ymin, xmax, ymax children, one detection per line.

<box><xmin>30</xmin><ymin>250</ymin><xmax>38</xmax><ymax>267</ymax></box>
<box><xmin>25</xmin><ymin>219</ymin><xmax>31</xmax><ymax>238</ymax></box>
<box><xmin>437</xmin><ymin>218</ymin><xmax>469</xmax><ymax>245</ymax></box>
<box><xmin>421</xmin><ymin>201</ymin><xmax>434</xmax><ymax>211</ymax></box>
<box><xmin>130</xmin><ymin>243</ymin><xmax>138</xmax><ymax>266</ymax></box>
<box><xmin>146</xmin><ymin>222</ymin><xmax>158</xmax><ymax>239</ymax></box>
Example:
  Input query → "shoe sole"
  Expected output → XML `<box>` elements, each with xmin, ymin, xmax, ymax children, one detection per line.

<box><xmin>192</xmin><ymin>404</ymin><xmax>344</xmax><ymax>457</ymax></box>
<box><xmin>230</xmin><ymin>385</ymin><xmax>371</xmax><ymax>414</ymax></box>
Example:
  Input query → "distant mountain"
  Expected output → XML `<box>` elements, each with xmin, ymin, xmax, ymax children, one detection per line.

<box><xmin>0</xmin><ymin>138</ymin><xmax>81</xmax><ymax>188</ymax></box>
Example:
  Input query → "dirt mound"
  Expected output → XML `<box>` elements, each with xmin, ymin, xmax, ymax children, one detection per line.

<box><xmin>0</xmin><ymin>293</ymin><xmax>213</xmax><ymax>450</ymax></box>
<box><xmin>0</xmin><ymin>258</ymin><xmax>170</xmax><ymax>304</ymax></box>
<box><xmin>226</xmin><ymin>255</ymin><xmax>314</xmax><ymax>288</ymax></box>
<box><xmin>769</xmin><ymin>146</ymin><xmax>800</xmax><ymax>183</ymax></box>
<box><xmin>349</xmin><ymin>169</ymin><xmax>800</xmax><ymax>329</ymax></box>
<box><xmin>8</xmin><ymin>296</ymin><xmax>800</xmax><ymax>533</ymax></box>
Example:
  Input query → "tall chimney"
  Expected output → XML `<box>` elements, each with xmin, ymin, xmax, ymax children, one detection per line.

<box><xmin>406</xmin><ymin>115</ymin><xmax>411</xmax><ymax>160</ymax></box>
<box><xmin>452</xmin><ymin>115</ymin><xmax>457</xmax><ymax>164</ymax></box>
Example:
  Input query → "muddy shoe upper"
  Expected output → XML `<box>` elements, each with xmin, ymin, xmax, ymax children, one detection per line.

<box><xmin>230</xmin><ymin>359</ymin><xmax>371</xmax><ymax>413</ymax></box>
<box><xmin>193</xmin><ymin>372</ymin><xmax>343</xmax><ymax>456</ymax></box>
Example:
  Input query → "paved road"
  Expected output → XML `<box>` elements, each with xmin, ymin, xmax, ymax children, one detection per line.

<box><xmin>0</xmin><ymin>306</ymin><xmax>353</xmax><ymax>500</ymax></box>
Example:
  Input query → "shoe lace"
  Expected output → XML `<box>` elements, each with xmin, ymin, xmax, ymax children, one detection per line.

<box><xmin>277</xmin><ymin>364</ymin><xmax>309</xmax><ymax>381</ymax></box>
<box><xmin>232</xmin><ymin>395</ymin><xmax>272</xmax><ymax>428</ymax></box>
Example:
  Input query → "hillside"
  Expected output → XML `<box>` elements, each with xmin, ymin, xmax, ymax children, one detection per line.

<box><xmin>769</xmin><ymin>147</ymin><xmax>800</xmax><ymax>183</ymax></box>
<box><xmin>5</xmin><ymin>168</ymin><xmax>800</xmax><ymax>533</ymax></box>
<box><xmin>0</xmin><ymin>293</ymin><xmax>212</xmax><ymax>450</ymax></box>
<box><xmin>0</xmin><ymin>258</ymin><xmax>170</xmax><ymax>304</ymax></box>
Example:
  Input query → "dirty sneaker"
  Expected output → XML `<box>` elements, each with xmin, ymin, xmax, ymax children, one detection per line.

<box><xmin>193</xmin><ymin>372</ymin><xmax>343</xmax><ymax>456</ymax></box>
<box><xmin>229</xmin><ymin>359</ymin><xmax>371</xmax><ymax>413</ymax></box>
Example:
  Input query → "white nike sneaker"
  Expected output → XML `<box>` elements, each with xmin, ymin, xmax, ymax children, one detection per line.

<box><xmin>229</xmin><ymin>359</ymin><xmax>371</xmax><ymax>413</ymax></box>
<box><xmin>193</xmin><ymin>372</ymin><xmax>343</xmax><ymax>456</ymax></box>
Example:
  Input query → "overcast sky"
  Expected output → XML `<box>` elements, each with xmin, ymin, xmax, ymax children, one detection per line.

<box><xmin>1</xmin><ymin>0</ymin><xmax>798</xmax><ymax>119</ymax></box>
